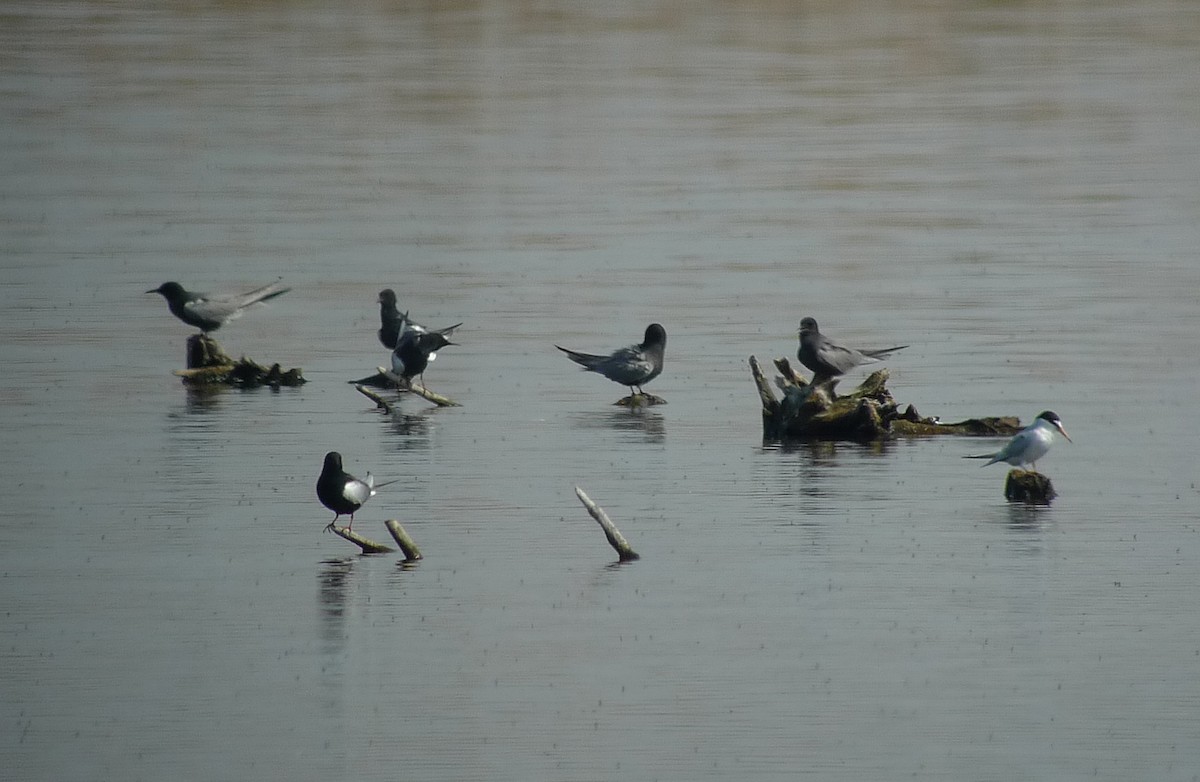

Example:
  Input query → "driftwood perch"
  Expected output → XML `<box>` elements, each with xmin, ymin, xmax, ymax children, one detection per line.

<box><xmin>574</xmin><ymin>487</ymin><xmax>640</xmax><ymax>562</ymax></box>
<box><xmin>327</xmin><ymin>524</ymin><xmax>395</xmax><ymax>554</ymax></box>
<box><xmin>385</xmin><ymin>520</ymin><xmax>423</xmax><ymax>561</ymax></box>
<box><xmin>176</xmin><ymin>334</ymin><xmax>305</xmax><ymax>388</ymax></box>
<box><xmin>355</xmin><ymin>384</ymin><xmax>394</xmax><ymax>414</ymax></box>
<box><xmin>750</xmin><ymin>355</ymin><xmax>1022</xmax><ymax>442</ymax></box>
<box><xmin>1004</xmin><ymin>470</ymin><xmax>1057</xmax><ymax>504</ymax></box>
<box><xmin>377</xmin><ymin>367</ymin><xmax>461</xmax><ymax>407</ymax></box>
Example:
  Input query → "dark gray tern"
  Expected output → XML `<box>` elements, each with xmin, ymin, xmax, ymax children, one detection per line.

<box><xmin>556</xmin><ymin>323</ymin><xmax>667</xmax><ymax>396</ymax></box>
<box><xmin>965</xmin><ymin>410</ymin><xmax>1072</xmax><ymax>471</ymax></box>
<box><xmin>147</xmin><ymin>279</ymin><xmax>290</xmax><ymax>333</ymax></box>
<box><xmin>377</xmin><ymin>289</ymin><xmax>461</xmax><ymax>350</ymax></box>
<box><xmin>797</xmin><ymin>317</ymin><xmax>907</xmax><ymax>382</ymax></box>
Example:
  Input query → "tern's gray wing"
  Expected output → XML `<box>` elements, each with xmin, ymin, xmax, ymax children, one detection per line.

<box><xmin>860</xmin><ymin>344</ymin><xmax>908</xmax><ymax>361</ymax></box>
<box><xmin>810</xmin><ymin>337</ymin><xmax>872</xmax><ymax>375</ymax></box>
<box><xmin>396</xmin><ymin>311</ymin><xmax>461</xmax><ymax>341</ymax></box>
<box><xmin>594</xmin><ymin>345</ymin><xmax>653</xmax><ymax>386</ymax></box>
<box><xmin>185</xmin><ymin>280</ymin><xmax>290</xmax><ymax>325</ymax></box>
<box><xmin>974</xmin><ymin>427</ymin><xmax>1037</xmax><ymax>466</ymax></box>
<box><xmin>557</xmin><ymin>347</ymin><xmax>608</xmax><ymax>371</ymax></box>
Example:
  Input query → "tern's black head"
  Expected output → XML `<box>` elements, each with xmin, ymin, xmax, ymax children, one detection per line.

<box><xmin>799</xmin><ymin>317</ymin><xmax>819</xmax><ymax>334</ymax></box>
<box><xmin>322</xmin><ymin>451</ymin><xmax>344</xmax><ymax>473</ymax></box>
<box><xmin>147</xmin><ymin>281</ymin><xmax>186</xmax><ymax>300</ymax></box>
<box><xmin>642</xmin><ymin>323</ymin><xmax>667</xmax><ymax>348</ymax></box>
<box><xmin>378</xmin><ymin>289</ymin><xmax>397</xmax><ymax>306</ymax></box>
<box><xmin>1035</xmin><ymin>411</ymin><xmax>1061</xmax><ymax>424</ymax></box>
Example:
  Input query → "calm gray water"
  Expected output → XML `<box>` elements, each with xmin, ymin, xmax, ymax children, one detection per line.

<box><xmin>3</xmin><ymin>1</ymin><xmax>1199</xmax><ymax>780</ymax></box>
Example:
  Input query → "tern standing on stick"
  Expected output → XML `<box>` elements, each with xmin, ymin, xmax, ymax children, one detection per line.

<box><xmin>316</xmin><ymin>451</ymin><xmax>396</xmax><ymax>531</ymax></box>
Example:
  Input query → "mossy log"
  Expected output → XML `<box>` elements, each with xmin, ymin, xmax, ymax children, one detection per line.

<box><xmin>750</xmin><ymin>355</ymin><xmax>1021</xmax><ymax>442</ymax></box>
<box><xmin>574</xmin><ymin>486</ymin><xmax>640</xmax><ymax>562</ymax></box>
<box><xmin>1004</xmin><ymin>470</ymin><xmax>1057</xmax><ymax>504</ymax></box>
<box><xmin>615</xmin><ymin>393</ymin><xmax>666</xmax><ymax>407</ymax></box>
<box><xmin>175</xmin><ymin>335</ymin><xmax>305</xmax><ymax>388</ymax></box>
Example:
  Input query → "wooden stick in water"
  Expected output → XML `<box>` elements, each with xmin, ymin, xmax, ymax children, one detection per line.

<box><xmin>377</xmin><ymin>367</ymin><xmax>461</xmax><ymax>407</ymax></box>
<box><xmin>355</xmin><ymin>384</ymin><xmax>394</xmax><ymax>414</ymax></box>
<box><xmin>574</xmin><ymin>487</ymin><xmax>640</xmax><ymax>562</ymax></box>
<box><xmin>385</xmin><ymin>520</ymin><xmax>423</xmax><ymax>561</ymax></box>
<box><xmin>328</xmin><ymin>524</ymin><xmax>395</xmax><ymax>554</ymax></box>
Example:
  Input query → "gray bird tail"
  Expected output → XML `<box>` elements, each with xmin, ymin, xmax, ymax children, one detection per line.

<box><xmin>556</xmin><ymin>346</ymin><xmax>606</xmax><ymax>370</ymax></box>
<box><xmin>865</xmin><ymin>344</ymin><xmax>908</xmax><ymax>358</ymax></box>
<box><xmin>242</xmin><ymin>279</ymin><xmax>291</xmax><ymax>306</ymax></box>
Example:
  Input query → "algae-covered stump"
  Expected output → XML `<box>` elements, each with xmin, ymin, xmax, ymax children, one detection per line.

<box><xmin>1004</xmin><ymin>470</ymin><xmax>1057</xmax><ymax>504</ymax></box>
<box><xmin>749</xmin><ymin>355</ymin><xmax>1021</xmax><ymax>442</ymax></box>
<box><xmin>615</xmin><ymin>393</ymin><xmax>666</xmax><ymax>407</ymax></box>
<box><xmin>175</xmin><ymin>334</ymin><xmax>305</xmax><ymax>388</ymax></box>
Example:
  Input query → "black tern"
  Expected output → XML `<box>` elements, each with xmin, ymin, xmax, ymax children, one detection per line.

<box><xmin>965</xmin><ymin>411</ymin><xmax>1072</xmax><ymax>471</ymax></box>
<box><xmin>377</xmin><ymin>289</ymin><xmax>461</xmax><ymax>350</ymax></box>
<box><xmin>391</xmin><ymin>328</ymin><xmax>455</xmax><ymax>387</ymax></box>
<box><xmin>556</xmin><ymin>323</ymin><xmax>667</xmax><ymax>396</ymax></box>
<box><xmin>316</xmin><ymin>451</ymin><xmax>397</xmax><ymax>531</ymax></box>
<box><xmin>797</xmin><ymin>317</ymin><xmax>907</xmax><ymax>382</ymax></box>
<box><xmin>147</xmin><ymin>280</ymin><xmax>290</xmax><ymax>333</ymax></box>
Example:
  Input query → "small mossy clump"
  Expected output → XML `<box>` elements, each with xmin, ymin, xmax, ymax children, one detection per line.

<box><xmin>175</xmin><ymin>334</ymin><xmax>305</xmax><ymax>388</ymax></box>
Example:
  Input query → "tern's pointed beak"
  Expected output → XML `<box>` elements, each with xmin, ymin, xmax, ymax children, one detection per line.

<box><xmin>1055</xmin><ymin>423</ymin><xmax>1072</xmax><ymax>443</ymax></box>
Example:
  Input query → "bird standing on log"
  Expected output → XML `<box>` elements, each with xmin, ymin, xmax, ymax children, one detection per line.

<box><xmin>965</xmin><ymin>410</ymin><xmax>1072</xmax><ymax>472</ymax></box>
<box><xmin>147</xmin><ymin>279</ymin><xmax>291</xmax><ymax>333</ymax></box>
<box><xmin>377</xmin><ymin>289</ymin><xmax>461</xmax><ymax>350</ymax></box>
<box><xmin>391</xmin><ymin>325</ymin><xmax>455</xmax><ymax>388</ymax></box>
<box><xmin>556</xmin><ymin>323</ymin><xmax>667</xmax><ymax>397</ymax></box>
<box><xmin>797</xmin><ymin>317</ymin><xmax>907</xmax><ymax>384</ymax></box>
<box><xmin>316</xmin><ymin>451</ymin><xmax>396</xmax><ymax>531</ymax></box>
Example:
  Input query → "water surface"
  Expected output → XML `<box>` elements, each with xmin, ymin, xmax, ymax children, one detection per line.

<box><xmin>2</xmin><ymin>1</ymin><xmax>1199</xmax><ymax>780</ymax></box>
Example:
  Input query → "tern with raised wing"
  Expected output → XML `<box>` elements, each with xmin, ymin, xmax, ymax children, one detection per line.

<box><xmin>391</xmin><ymin>324</ymin><xmax>455</xmax><ymax>387</ymax></box>
<box><xmin>377</xmin><ymin>289</ymin><xmax>461</xmax><ymax>350</ymax></box>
